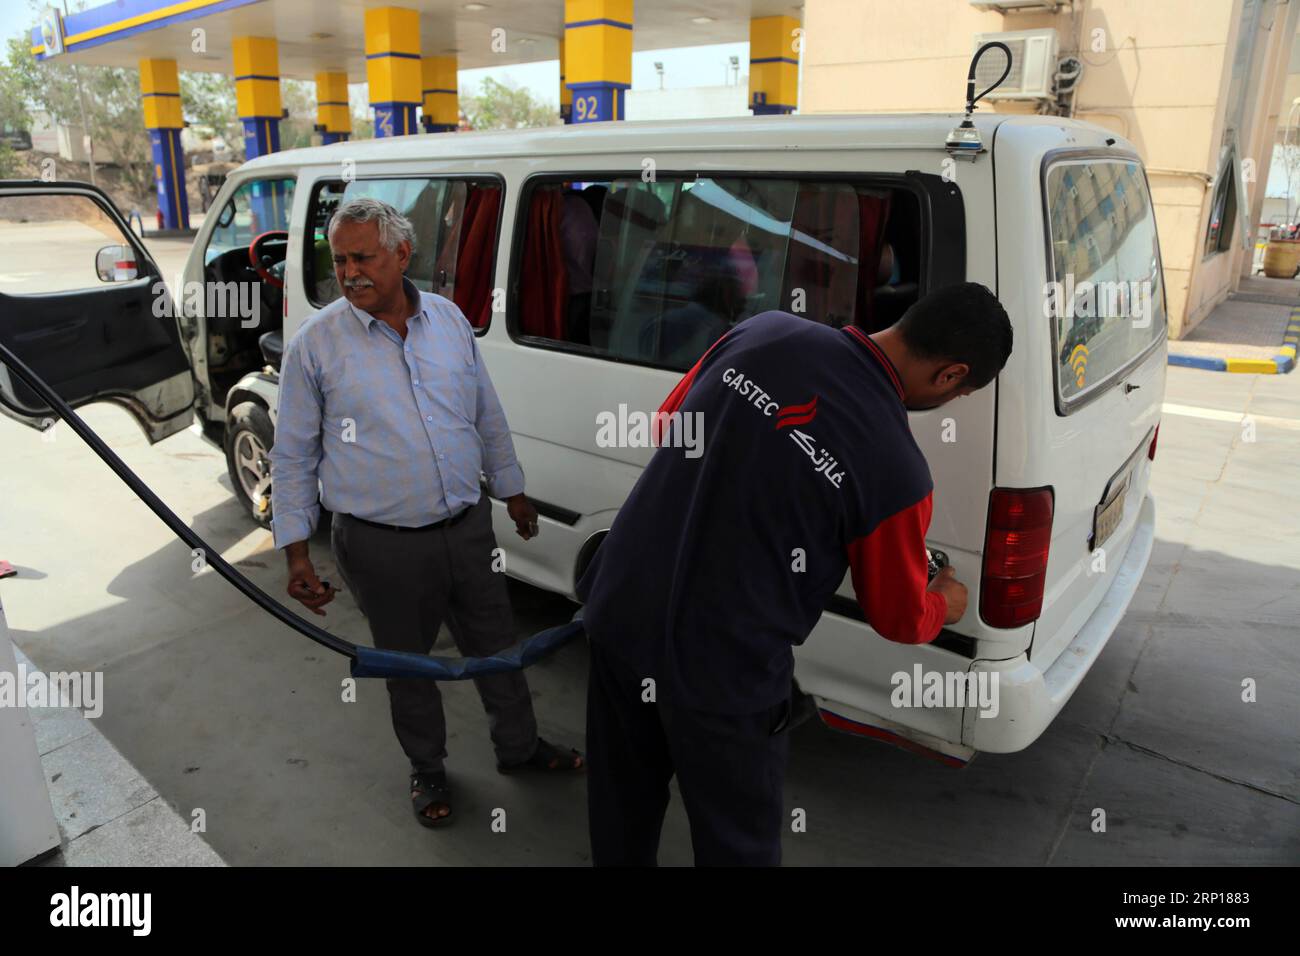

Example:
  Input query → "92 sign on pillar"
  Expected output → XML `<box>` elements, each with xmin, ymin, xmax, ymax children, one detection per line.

<box><xmin>574</xmin><ymin>94</ymin><xmax>599</xmax><ymax>122</ymax></box>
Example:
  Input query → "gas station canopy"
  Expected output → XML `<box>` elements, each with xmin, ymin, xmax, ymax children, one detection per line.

<box><xmin>31</xmin><ymin>0</ymin><xmax>801</xmax><ymax>78</ymax></box>
<box><xmin>27</xmin><ymin>0</ymin><xmax>806</xmax><ymax>231</ymax></box>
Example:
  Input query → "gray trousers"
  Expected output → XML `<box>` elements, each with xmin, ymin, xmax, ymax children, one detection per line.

<box><xmin>330</xmin><ymin>495</ymin><xmax>538</xmax><ymax>773</ymax></box>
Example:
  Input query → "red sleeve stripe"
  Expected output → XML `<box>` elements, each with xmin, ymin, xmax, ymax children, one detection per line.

<box><xmin>846</xmin><ymin>493</ymin><xmax>947</xmax><ymax>645</ymax></box>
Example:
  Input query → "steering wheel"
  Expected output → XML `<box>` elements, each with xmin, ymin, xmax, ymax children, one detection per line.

<box><xmin>249</xmin><ymin>230</ymin><xmax>289</xmax><ymax>289</ymax></box>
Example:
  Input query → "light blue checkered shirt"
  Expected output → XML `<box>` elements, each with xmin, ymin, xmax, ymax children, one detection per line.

<box><xmin>270</xmin><ymin>279</ymin><xmax>524</xmax><ymax>549</ymax></box>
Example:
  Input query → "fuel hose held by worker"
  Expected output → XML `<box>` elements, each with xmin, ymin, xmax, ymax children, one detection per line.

<box><xmin>0</xmin><ymin>339</ymin><xmax>582</xmax><ymax>679</ymax></box>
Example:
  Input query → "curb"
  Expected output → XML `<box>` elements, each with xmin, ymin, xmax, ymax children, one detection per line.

<box><xmin>1167</xmin><ymin>306</ymin><xmax>1300</xmax><ymax>374</ymax></box>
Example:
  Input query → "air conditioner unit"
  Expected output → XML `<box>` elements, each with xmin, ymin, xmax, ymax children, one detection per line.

<box><xmin>973</xmin><ymin>28</ymin><xmax>1059</xmax><ymax>100</ymax></box>
<box><xmin>969</xmin><ymin>0</ymin><xmax>1064</xmax><ymax>11</ymax></box>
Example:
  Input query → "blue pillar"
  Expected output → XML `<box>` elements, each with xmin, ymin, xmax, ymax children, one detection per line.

<box><xmin>140</xmin><ymin>58</ymin><xmax>188</xmax><ymax>230</ymax></box>
<box><xmin>149</xmin><ymin>128</ymin><xmax>189</xmax><ymax>230</ymax></box>
<box><xmin>242</xmin><ymin>116</ymin><xmax>281</xmax><ymax>160</ymax></box>
<box><xmin>373</xmin><ymin>103</ymin><xmax>418</xmax><ymax>137</ymax></box>
<box><xmin>246</xmin><ymin>178</ymin><xmax>290</xmax><ymax>235</ymax></box>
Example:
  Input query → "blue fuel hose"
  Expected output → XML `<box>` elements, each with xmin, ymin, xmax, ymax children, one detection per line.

<box><xmin>0</xmin><ymin>339</ymin><xmax>583</xmax><ymax>679</ymax></box>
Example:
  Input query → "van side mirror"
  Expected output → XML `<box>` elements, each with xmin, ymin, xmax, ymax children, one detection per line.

<box><xmin>96</xmin><ymin>245</ymin><xmax>138</xmax><ymax>282</ymax></box>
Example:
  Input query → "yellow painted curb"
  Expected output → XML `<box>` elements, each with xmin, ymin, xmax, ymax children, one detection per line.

<box><xmin>1225</xmin><ymin>358</ymin><xmax>1279</xmax><ymax>374</ymax></box>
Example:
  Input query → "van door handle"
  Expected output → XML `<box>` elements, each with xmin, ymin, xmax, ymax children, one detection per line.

<box><xmin>1124</xmin><ymin>383</ymin><xmax>1141</xmax><ymax>394</ymax></box>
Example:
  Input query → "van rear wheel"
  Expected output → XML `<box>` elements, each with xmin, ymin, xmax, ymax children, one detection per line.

<box><xmin>225</xmin><ymin>402</ymin><xmax>275</xmax><ymax>528</ymax></box>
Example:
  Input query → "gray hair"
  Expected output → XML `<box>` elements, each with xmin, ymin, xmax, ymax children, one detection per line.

<box><xmin>327</xmin><ymin>196</ymin><xmax>416</xmax><ymax>252</ymax></box>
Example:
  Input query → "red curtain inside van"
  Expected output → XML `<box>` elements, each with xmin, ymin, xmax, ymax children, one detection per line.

<box><xmin>854</xmin><ymin>191</ymin><xmax>892</xmax><ymax>332</ymax></box>
<box><xmin>452</xmin><ymin>185</ymin><xmax>502</xmax><ymax>329</ymax></box>
<box><xmin>518</xmin><ymin>186</ymin><xmax>569</xmax><ymax>339</ymax></box>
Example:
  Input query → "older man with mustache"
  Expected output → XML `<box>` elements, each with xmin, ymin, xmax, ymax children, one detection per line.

<box><xmin>270</xmin><ymin>197</ymin><xmax>583</xmax><ymax>829</ymax></box>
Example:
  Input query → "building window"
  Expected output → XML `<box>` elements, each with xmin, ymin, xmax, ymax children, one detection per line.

<box><xmin>1204</xmin><ymin>151</ymin><xmax>1238</xmax><ymax>257</ymax></box>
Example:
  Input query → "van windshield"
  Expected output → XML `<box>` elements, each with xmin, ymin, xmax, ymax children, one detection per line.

<box><xmin>206</xmin><ymin>178</ymin><xmax>294</xmax><ymax>264</ymax></box>
<box><xmin>1045</xmin><ymin>160</ymin><xmax>1165</xmax><ymax>403</ymax></box>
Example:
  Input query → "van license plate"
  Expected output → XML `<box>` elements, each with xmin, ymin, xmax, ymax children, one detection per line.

<box><xmin>1092</xmin><ymin>473</ymin><xmax>1131</xmax><ymax>550</ymax></box>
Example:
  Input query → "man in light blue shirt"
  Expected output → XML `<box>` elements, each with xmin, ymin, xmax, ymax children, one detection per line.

<box><xmin>271</xmin><ymin>197</ymin><xmax>583</xmax><ymax>829</ymax></box>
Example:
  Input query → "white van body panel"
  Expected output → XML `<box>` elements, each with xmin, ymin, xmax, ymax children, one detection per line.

<box><xmin>967</xmin><ymin>493</ymin><xmax>1155</xmax><ymax>753</ymax></box>
<box><xmin>196</xmin><ymin>113</ymin><xmax>1165</xmax><ymax>757</ymax></box>
<box><xmin>991</xmin><ymin>121</ymin><xmax>1165</xmax><ymax>683</ymax></box>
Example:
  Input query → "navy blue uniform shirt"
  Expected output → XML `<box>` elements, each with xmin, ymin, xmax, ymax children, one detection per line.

<box><xmin>577</xmin><ymin>311</ymin><xmax>947</xmax><ymax>714</ymax></box>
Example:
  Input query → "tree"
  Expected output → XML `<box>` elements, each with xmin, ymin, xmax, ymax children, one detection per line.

<box><xmin>0</xmin><ymin>38</ymin><xmax>32</xmax><ymax>136</ymax></box>
<box><xmin>461</xmin><ymin>77</ymin><xmax>559</xmax><ymax>131</ymax></box>
<box><xmin>180</xmin><ymin>70</ymin><xmax>240</xmax><ymax>153</ymax></box>
<box><xmin>4</xmin><ymin>35</ymin><xmax>153</xmax><ymax>203</ymax></box>
<box><xmin>0</xmin><ymin>143</ymin><xmax>18</xmax><ymax>178</ymax></box>
<box><xmin>180</xmin><ymin>74</ymin><xmax>339</xmax><ymax>155</ymax></box>
<box><xmin>279</xmin><ymin>78</ymin><xmax>317</xmax><ymax>151</ymax></box>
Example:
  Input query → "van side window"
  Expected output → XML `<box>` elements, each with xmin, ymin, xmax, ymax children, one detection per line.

<box><xmin>303</xmin><ymin>177</ymin><xmax>503</xmax><ymax>328</ymax></box>
<box><xmin>513</xmin><ymin>177</ymin><xmax>919</xmax><ymax>372</ymax></box>
<box><xmin>1045</xmin><ymin>161</ymin><xmax>1166</xmax><ymax>404</ymax></box>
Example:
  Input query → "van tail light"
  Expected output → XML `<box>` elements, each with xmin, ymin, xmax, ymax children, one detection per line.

<box><xmin>1148</xmin><ymin>423</ymin><xmax>1159</xmax><ymax>460</ymax></box>
<box><xmin>283</xmin><ymin>289</ymin><xmax>289</xmax><ymax>319</ymax></box>
<box><xmin>980</xmin><ymin>487</ymin><xmax>1054</xmax><ymax>629</ymax></box>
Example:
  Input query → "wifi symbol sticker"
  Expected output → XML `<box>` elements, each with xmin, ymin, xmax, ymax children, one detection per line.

<box><xmin>1069</xmin><ymin>344</ymin><xmax>1089</xmax><ymax>388</ymax></box>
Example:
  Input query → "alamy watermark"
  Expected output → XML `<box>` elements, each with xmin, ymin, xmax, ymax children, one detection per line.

<box><xmin>1043</xmin><ymin>275</ymin><xmax>1153</xmax><ymax>329</ymax></box>
<box><xmin>151</xmin><ymin>276</ymin><xmax>262</xmax><ymax>329</ymax></box>
<box><xmin>50</xmin><ymin>886</ymin><xmax>150</xmax><ymax>935</ymax></box>
<box><xmin>890</xmin><ymin>665</ymin><xmax>999</xmax><ymax>719</ymax></box>
<box><xmin>595</xmin><ymin>404</ymin><xmax>704</xmax><ymax>459</ymax></box>
<box><xmin>0</xmin><ymin>664</ymin><xmax>103</xmax><ymax>718</ymax></box>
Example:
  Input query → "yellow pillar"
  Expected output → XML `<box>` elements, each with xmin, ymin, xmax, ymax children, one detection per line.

<box><xmin>315</xmin><ymin>72</ymin><xmax>351</xmax><ymax>144</ymax></box>
<box><xmin>139</xmin><ymin>58</ymin><xmax>188</xmax><ymax>230</ymax></box>
<box><xmin>233</xmin><ymin>36</ymin><xmax>281</xmax><ymax>157</ymax></box>
<box><xmin>421</xmin><ymin>56</ymin><xmax>458</xmax><ymax>133</ymax></box>
<box><xmin>559</xmin><ymin>35</ymin><xmax>573</xmax><ymax>123</ymax></box>
<box><xmin>564</xmin><ymin>0</ymin><xmax>632</xmax><ymax>123</ymax></box>
<box><xmin>365</xmin><ymin>6</ymin><xmax>421</xmax><ymax>137</ymax></box>
<box><xmin>748</xmin><ymin>15</ymin><xmax>800</xmax><ymax>114</ymax></box>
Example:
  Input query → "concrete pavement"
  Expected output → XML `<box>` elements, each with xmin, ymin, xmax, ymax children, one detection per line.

<box><xmin>2</xmin><ymin>358</ymin><xmax>1296</xmax><ymax>865</ymax></box>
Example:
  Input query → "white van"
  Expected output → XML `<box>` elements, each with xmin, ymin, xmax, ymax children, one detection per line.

<box><xmin>0</xmin><ymin>112</ymin><xmax>1165</xmax><ymax>764</ymax></box>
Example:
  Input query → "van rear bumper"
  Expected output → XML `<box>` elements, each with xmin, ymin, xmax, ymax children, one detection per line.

<box><xmin>963</xmin><ymin>492</ymin><xmax>1155</xmax><ymax>753</ymax></box>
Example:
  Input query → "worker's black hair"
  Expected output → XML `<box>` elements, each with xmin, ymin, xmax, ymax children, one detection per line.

<box><xmin>895</xmin><ymin>282</ymin><xmax>1013</xmax><ymax>389</ymax></box>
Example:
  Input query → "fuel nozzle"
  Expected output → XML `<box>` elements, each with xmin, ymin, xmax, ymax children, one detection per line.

<box><xmin>926</xmin><ymin>549</ymin><xmax>949</xmax><ymax>582</ymax></box>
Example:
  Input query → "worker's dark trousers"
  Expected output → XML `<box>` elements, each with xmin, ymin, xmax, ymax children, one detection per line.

<box><xmin>585</xmin><ymin>638</ymin><xmax>791</xmax><ymax>866</ymax></box>
<box><xmin>330</xmin><ymin>496</ymin><xmax>538</xmax><ymax>774</ymax></box>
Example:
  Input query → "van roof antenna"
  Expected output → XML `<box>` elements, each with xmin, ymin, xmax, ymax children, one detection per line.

<box><xmin>946</xmin><ymin>41</ymin><xmax>1013</xmax><ymax>160</ymax></box>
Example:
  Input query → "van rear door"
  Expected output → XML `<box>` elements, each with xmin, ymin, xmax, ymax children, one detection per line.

<box><xmin>994</xmin><ymin>135</ymin><xmax>1166</xmax><ymax>666</ymax></box>
<box><xmin>0</xmin><ymin>182</ymin><xmax>195</xmax><ymax>442</ymax></box>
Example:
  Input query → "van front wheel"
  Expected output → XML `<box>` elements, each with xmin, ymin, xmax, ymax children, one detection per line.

<box><xmin>225</xmin><ymin>402</ymin><xmax>275</xmax><ymax>528</ymax></box>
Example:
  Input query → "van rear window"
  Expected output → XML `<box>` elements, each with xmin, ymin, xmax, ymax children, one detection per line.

<box><xmin>303</xmin><ymin>177</ymin><xmax>502</xmax><ymax>328</ymax></box>
<box><xmin>1044</xmin><ymin>160</ymin><xmax>1165</xmax><ymax>404</ymax></box>
<box><xmin>511</xmin><ymin>176</ymin><xmax>922</xmax><ymax>372</ymax></box>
